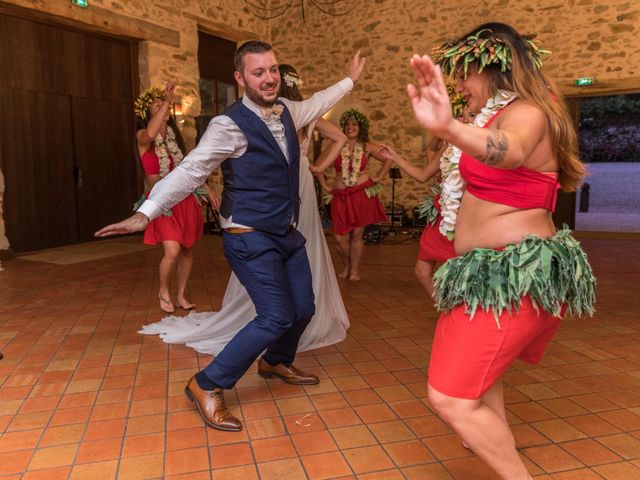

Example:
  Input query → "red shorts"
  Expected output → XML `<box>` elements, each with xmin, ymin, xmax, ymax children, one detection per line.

<box><xmin>417</xmin><ymin>220</ymin><xmax>456</xmax><ymax>262</ymax></box>
<box><xmin>417</xmin><ymin>194</ymin><xmax>456</xmax><ymax>263</ymax></box>
<box><xmin>428</xmin><ymin>295</ymin><xmax>562</xmax><ymax>400</ymax></box>
<box><xmin>331</xmin><ymin>180</ymin><xmax>388</xmax><ymax>236</ymax></box>
<box><xmin>144</xmin><ymin>194</ymin><xmax>203</xmax><ymax>248</ymax></box>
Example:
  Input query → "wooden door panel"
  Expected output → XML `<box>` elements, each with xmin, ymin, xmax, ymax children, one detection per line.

<box><xmin>71</xmin><ymin>97</ymin><xmax>138</xmax><ymax>242</ymax></box>
<box><xmin>0</xmin><ymin>87</ymin><xmax>78</xmax><ymax>251</ymax></box>
<box><xmin>0</xmin><ymin>12</ymin><xmax>137</xmax><ymax>250</ymax></box>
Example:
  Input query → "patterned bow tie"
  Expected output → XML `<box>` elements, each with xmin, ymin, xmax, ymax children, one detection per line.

<box><xmin>261</xmin><ymin>104</ymin><xmax>284</xmax><ymax>120</ymax></box>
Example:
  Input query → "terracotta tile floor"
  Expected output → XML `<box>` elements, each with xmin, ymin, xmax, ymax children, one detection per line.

<box><xmin>1</xmin><ymin>232</ymin><xmax>639</xmax><ymax>479</ymax></box>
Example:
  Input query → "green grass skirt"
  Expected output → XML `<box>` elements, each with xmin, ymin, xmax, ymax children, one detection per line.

<box><xmin>433</xmin><ymin>228</ymin><xmax>596</xmax><ymax>323</ymax></box>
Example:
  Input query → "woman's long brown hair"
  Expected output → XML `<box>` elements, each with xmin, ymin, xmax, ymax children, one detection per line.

<box><xmin>457</xmin><ymin>23</ymin><xmax>585</xmax><ymax>191</ymax></box>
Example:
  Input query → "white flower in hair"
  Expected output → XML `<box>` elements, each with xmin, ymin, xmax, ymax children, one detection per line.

<box><xmin>283</xmin><ymin>72</ymin><xmax>303</xmax><ymax>88</ymax></box>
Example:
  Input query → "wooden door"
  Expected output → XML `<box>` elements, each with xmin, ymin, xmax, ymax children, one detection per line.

<box><xmin>0</xmin><ymin>12</ymin><xmax>138</xmax><ymax>252</ymax></box>
<box><xmin>71</xmin><ymin>98</ymin><xmax>138</xmax><ymax>242</ymax></box>
<box><xmin>0</xmin><ymin>88</ymin><xmax>79</xmax><ymax>250</ymax></box>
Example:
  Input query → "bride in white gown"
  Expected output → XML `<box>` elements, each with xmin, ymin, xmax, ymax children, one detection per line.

<box><xmin>139</xmin><ymin>65</ymin><xmax>350</xmax><ymax>354</ymax></box>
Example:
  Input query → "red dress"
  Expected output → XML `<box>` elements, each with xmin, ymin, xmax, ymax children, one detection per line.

<box><xmin>417</xmin><ymin>194</ymin><xmax>457</xmax><ymax>263</ymax></box>
<box><xmin>140</xmin><ymin>148</ymin><xmax>203</xmax><ymax>248</ymax></box>
<box><xmin>330</xmin><ymin>153</ymin><xmax>388</xmax><ymax>235</ymax></box>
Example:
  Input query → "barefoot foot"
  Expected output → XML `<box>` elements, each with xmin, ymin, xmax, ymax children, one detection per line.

<box><xmin>159</xmin><ymin>293</ymin><xmax>175</xmax><ymax>313</ymax></box>
<box><xmin>338</xmin><ymin>267</ymin><xmax>350</xmax><ymax>279</ymax></box>
<box><xmin>177</xmin><ymin>298</ymin><xmax>196</xmax><ymax>310</ymax></box>
<box><xmin>349</xmin><ymin>271</ymin><xmax>361</xmax><ymax>282</ymax></box>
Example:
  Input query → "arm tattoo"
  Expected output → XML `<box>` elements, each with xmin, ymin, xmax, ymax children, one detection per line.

<box><xmin>479</xmin><ymin>130</ymin><xmax>509</xmax><ymax>165</ymax></box>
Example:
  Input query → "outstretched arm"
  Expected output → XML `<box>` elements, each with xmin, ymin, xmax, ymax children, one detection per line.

<box><xmin>366</xmin><ymin>143</ymin><xmax>393</xmax><ymax>183</ymax></box>
<box><xmin>310</xmin><ymin>119</ymin><xmax>347</xmax><ymax>174</ymax></box>
<box><xmin>284</xmin><ymin>51</ymin><xmax>366</xmax><ymax>130</ymax></box>
<box><xmin>378</xmin><ymin>144</ymin><xmax>441</xmax><ymax>183</ymax></box>
<box><xmin>407</xmin><ymin>54</ymin><xmax>545</xmax><ymax>169</ymax></box>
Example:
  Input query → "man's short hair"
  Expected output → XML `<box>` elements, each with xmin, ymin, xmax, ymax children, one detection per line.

<box><xmin>234</xmin><ymin>40</ymin><xmax>273</xmax><ymax>73</ymax></box>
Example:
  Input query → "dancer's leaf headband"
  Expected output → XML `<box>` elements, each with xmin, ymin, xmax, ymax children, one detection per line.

<box><xmin>134</xmin><ymin>86</ymin><xmax>166</xmax><ymax>120</ymax></box>
<box><xmin>432</xmin><ymin>29</ymin><xmax>551</xmax><ymax>78</ymax></box>
<box><xmin>339</xmin><ymin>109</ymin><xmax>370</xmax><ymax>139</ymax></box>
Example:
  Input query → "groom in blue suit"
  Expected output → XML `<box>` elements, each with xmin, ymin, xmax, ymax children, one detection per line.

<box><xmin>97</xmin><ymin>41</ymin><xmax>365</xmax><ymax>431</ymax></box>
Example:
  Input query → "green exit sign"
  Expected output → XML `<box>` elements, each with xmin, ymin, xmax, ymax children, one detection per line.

<box><xmin>575</xmin><ymin>77</ymin><xmax>595</xmax><ymax>86</ymax></box>
<box><xmin>71</xmin><ymin>0</ymin><xmax>89</xmax><ymax>7</ymax></box>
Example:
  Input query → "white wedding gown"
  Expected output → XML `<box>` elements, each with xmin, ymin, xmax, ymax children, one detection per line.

<box><xmin>139</xmin><ymin>123</ymin><xmax>350</xmax><ymax>354</ymax></box>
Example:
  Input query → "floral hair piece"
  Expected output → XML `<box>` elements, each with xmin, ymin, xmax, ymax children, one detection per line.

<box><xmin>134</xmin><ymin>86</ymin><xmax>165</xmax><ymax>120</ymax></box>
<box><xmin>283</xmin><ymin>72</ymin><xmax>303</xmax><ymax>88</ymax></box>
<box><xmin>446</xmin><ymin>79</ymin><xmax>467</xmax><ymax>118</ymax></box>
<box><xmin>339</xmin><ymin>108</ymin><xmax>370</xmax><ymax>139</ymax></box>
<box><xmin>432</xmin><ymin>29</ymin><xmax>550</xmax><ymax>78</ymax></box>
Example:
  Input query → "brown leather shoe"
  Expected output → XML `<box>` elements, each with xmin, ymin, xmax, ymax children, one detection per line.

<box><xmin>184</xmin><ymin>375</ymin><xmax>242</xmax><ymax>432</ymax></box>
<box><xmin>258</xmin><ymin>357</ymin><xmax>319</xmax><ymax>385</ymax></box>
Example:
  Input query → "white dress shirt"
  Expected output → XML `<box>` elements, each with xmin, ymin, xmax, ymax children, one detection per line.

<box><xmin>137</xmin><ymin>78</ymin><xmax>354</xmax><ymax>228</ymax></box>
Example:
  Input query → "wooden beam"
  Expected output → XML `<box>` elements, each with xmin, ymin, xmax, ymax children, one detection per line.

<box><xmin>184</xmin><ymin>11</ymin><xmax>261</xmax><ymax>43</ymax></box>
<box><xmin>0</xmin><ymin>0</ymin><xmax>180</xmax><ymax>47</ymax></box>
<box><xmin>560</xmin><ymin>75</ymin><xmax>640</xmax><ymax>97</ymax></box>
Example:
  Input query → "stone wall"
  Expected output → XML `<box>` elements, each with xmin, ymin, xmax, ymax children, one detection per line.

<box><xmin>270</xmin><ymin>0</ymin><xmax>640</xmax><ymax>212</ymax></box>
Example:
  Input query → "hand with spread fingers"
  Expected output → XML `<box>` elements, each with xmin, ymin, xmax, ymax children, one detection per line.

<box><xmin>407</xmin><ymin>54</ymin><xmax>453</xmax><ymax>135</ymax></box>
<box><xmin>95</xmin><ymin>212</ymin><xmax>149</xmax><ymax>237</ymax></box>
<box><xmin>348</xmin><ymin>50</ymin><xmax>366</xmax><ymax>83</ymax></box>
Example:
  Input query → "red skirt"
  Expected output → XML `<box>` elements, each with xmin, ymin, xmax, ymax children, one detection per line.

<box><xmin>331</xmin><ymin>179</ymin><xmax>388</xmax><ymax>236</ymax></box>
<box><xmin>144</xmin><ymin>194</ymin><xmax>203</xmax><ymax>248</ymax></box>
<box><xmin>428</xmin><ymin>295</ymin><xmax>562</xmax><ymax>400</ymax></box>
<box><xmin>417</xmin><ymin>194</ymin><xmax>456</xmax><ymax>263</ymax></box>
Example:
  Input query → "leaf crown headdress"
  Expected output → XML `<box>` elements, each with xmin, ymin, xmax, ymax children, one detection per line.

<box><xmin>339</xmin><ymin>109</ymin><xmax>370</xmax><ymax>139</ymax></box>
<box><xmin>134</xmin><ymin>86</ymin><xmax>165</xmax><ymax>120</ymax></box>
<box><xmin>432</xmin><ymin>28</ymin><xmax>550</xmax><ymax>79</ymax></box>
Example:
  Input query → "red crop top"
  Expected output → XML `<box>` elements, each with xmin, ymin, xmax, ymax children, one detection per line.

<box><xmin>459</xmin><ymin>107</ymin><xmax>560</xmax><ymax>212</ymax></box>
<box><xmin>335</xmin><ymin>153</ymin><xmax>368</xmax><ymax>172</ymax></box>
<box><xmin>140</xmin><ymin>147</ymin><xmax>174</xmax><ymax>176</ymax></box>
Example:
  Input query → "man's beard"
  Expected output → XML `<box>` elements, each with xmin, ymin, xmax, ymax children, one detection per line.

<box><xmin>243</xmin><ymin>79</ymin><xmax>279</xmax><ymax>107</ymax></box>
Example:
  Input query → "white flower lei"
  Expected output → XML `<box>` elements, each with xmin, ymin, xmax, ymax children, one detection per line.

<box><xmin>155</xmin><ymin>126</ymin><xmax>184</xmax><ymax>178</ymax></box>
<box><xmin>438</xmin><ymin>90</ymin><xmax>517</xmax><ymax>239</ymax></box>
<box><xmin>341</xmin><ymin>142</ymin><xmax>364</xmax><ymax>187</ymax></box>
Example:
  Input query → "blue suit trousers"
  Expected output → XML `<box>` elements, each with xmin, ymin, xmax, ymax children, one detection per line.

<box><xmin>203</xmin><ymin>229</ymin><xmax>316</xmax><ymax>388</ymax></box>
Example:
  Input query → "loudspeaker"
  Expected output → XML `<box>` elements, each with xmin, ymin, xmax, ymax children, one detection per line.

<box><xmin>363</xmin><ymin>224</ymin><xmax>381</xmax><ymax>244</ymax></box>
<box><xmin>412</xmin><ymin>207</ymin><xmax>427</xmax><ymax>228</ymax></box>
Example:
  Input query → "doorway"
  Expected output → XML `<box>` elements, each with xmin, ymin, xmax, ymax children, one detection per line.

<box><xmin>574</xmin><ymin>93</ymin><xmax>640</xmax><ymax>232</ymax></box>
<box><xmin>0</xmin><ymin>12</ymin><xmax>138</xmax><ymax>252</ymax></box>
<box><xmin>196</xmin><ymin>32</ymin><xmax>237</xmax><ymax>144</ymax></box>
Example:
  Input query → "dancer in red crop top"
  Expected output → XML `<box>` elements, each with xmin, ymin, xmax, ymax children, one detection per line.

<box><xmin>407</xmin><ymin>24</ymin><xmax>595</xmax><ymax>480</ymax></box>
<box><xmin>311</xmin><ymin>109</ymin><xmax>391</xmax><ymax>281</ymax></box>
<box><xmin>134</xmin><ymin>82</ymin><xmax>217</xmax><ymax>313</ymax></box>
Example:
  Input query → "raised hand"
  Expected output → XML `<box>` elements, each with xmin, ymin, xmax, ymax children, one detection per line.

<box><xmin>164</xmin><ymin>80</ymin><xmax>176</xmax><ymax>104</ymax></box>
<box><xmin>348</xmin><ymin>51</ymin><xmax>366</xmax><ymax>83</ymax></box>
<box><xmin>407</xmin><ymin>55</ymin><xmax>453</xmax><ymax>134</ymax></box>
<box><xmin>95</xmin><ymin>212</ymin><xmax>149</xmax><ymax>237</ymax></box>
